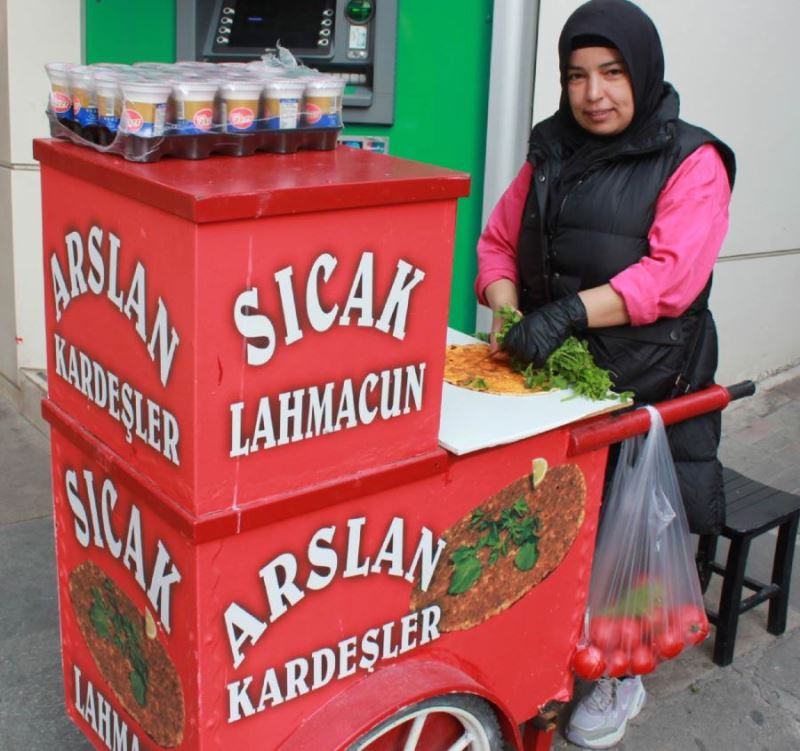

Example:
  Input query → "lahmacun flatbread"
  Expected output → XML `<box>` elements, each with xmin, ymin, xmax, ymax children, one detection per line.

<box><xmin>411</xmin><ymin>463</ymin><xmax>586</xmax><ymax>631</ymax></box>
<box><xmin>444</xmin><ymin>343</ymin><xmax>552</xmax><ymax>395</ymax></box>
<box><xmin>69</xmin><ymin>561</ymin><xmax>185</xmax><ymax>747</ymax></box>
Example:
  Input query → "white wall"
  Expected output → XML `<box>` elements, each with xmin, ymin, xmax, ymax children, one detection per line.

<box><xmin>712</xmin><ymin>252</ymin><xmax>800</xmax><ymax>383</ymax></box>
<box><xmin>0</xmin><ymin>0</ymin><xmax>82</xmax><ymax>390</ymax></box>
<box><xmin>481</xmin><ymin>0</ymin><xmax>538</xmax><ymax>224</ymax></box>
<box><xmin>531</xmin><ymin>0</ymin><xmax>800</xmax><ymax>382</ymax></box>
<box><xmin>0</xmin><ymin>1</ymin><xmax>20</xmax><ymax>389</ymax></box>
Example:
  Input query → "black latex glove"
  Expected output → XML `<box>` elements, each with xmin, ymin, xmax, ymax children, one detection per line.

<box><xmin>503</xmin><ymin>294</ymin><xmax>588</xmax><ymax>367</ymax></box>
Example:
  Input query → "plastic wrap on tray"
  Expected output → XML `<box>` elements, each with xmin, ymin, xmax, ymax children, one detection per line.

<box><xmin>44</xmin><ymin>53</ymin><xmax>344</xmax><ymax>162</ymax></box>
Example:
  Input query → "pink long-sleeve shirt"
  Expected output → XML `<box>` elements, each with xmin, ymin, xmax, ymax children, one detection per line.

<box><xmin>475</xmin><ymin>144</ymin><xmax>732</xmax><ymax>325</ymax></box>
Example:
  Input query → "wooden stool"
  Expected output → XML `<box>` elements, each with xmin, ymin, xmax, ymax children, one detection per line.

<box><xmin>696</xmin><ymin>467</ymin><xmax>800</xmax><ymax>666</ymax></box>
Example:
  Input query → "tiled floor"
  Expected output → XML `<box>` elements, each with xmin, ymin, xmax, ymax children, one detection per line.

<box><xmin>720</xmin><ymin>375</ymin><xmax>800</xmax><ymax>494</ymax></box>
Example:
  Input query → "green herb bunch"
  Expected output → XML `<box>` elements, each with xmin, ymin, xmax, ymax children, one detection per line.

<box><xmin>448</xmin><ymin>498</ymin><xmax>541</xmax><ymax>595</ymax></box>
<box><xmin>519</xmin><ymin>336</ymin><xmax>633</xmax><ymax>401</ymax></box>
<box><xmin>603</xmin><ymin>578</ymin><xmax>666</xmax><ymax>618</ymax></box>
<box><xmin>89</xmin><ymin>581</ymin><xmax>149</xmax><ymax>707</ymax></box>
<box><xmin>493</xmin><ymin>305</ymin><xmax>632</xmax><ymax>402</ymax></box>
<box><xmin>493</xmin><ymin>305</ymin><xmax>522</xmax><ymax>346</ymax></box>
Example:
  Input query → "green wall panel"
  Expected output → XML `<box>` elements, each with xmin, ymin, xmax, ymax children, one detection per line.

<box><xmin>85</xmin><ymin>0</ymin><xmax>176</xmax><ymax>64</ymax></box>
<box><xmin>346</xmin><ymin>2</ymin><xmax>492</xmax><ymax>333</ymax></box>
<box><xmin>83</xmin><ymin>0</ymin><xmax>491</xmax><ymax>332</ymax></box>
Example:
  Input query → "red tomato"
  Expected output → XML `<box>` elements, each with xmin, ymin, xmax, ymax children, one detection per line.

<box><xmin>640</xmin><ymin>608</ymin><xmax>666</xmax><ymax>639</ymax></box>
<box><xmin>630</xmin><ymin>644</ymin><xmax>657</xmax><ymax>675</ymax></box>
<box><xmin>675</xmin><ymin>603</ymin><xmax>706</xmax><ymax>627</ymax></box>
<box><xmin>686</xmin><ymin>619</ymin><xmax>710</xmax><ymax>646</ymax></box>
<box><xmin>654</xmin><ymin>628</ymin><xmax>685</xmax><ymax>660</ymax></box>
<box><xmin>677</xmin><ymin>604</ymin><xmax>710</xmax><ymax>646</ymax></box>
<box><xmin>590</xmin><ymin>617</ymin><xmax>621</xmax><ymax>651</ymax></box>
<box><xmin>604</xmin><ymin>649</ymin><xmax>630</xmax><ymax>678</ymax></box>
<box><xmin>572</xmin><ymin>645</ymin><xmax>606</xmax><ymax>681</ymax></box>
<box><xmin>618</xmin><ymin>617</ymin><xmax>642</xmax><ymax>652</ymax></box>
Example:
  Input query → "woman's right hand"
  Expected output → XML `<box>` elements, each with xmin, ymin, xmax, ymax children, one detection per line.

<box><xmin>484</xmin><ymin>279</ymin><xmax>519</xmax><ymax>353</ymax></box>
<box><xmin>489</xmin><ymin>309</ymin><xmax>507</xmax><ymax>353</ymax></box>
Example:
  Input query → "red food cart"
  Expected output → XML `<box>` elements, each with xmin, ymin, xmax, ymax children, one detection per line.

<box><xmin>35</xmin><ymin>139</ymin><xmax>743</xmax><ymax>751</ymax></box>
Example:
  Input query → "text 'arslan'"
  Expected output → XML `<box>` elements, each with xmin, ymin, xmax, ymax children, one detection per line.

<box><xmin>49</xmin><ymin>225</ymin><xmax>180</xmax><ymax>388</ymax></box>
<box><xmin>224</xmin><ymin>516</ymin><xmax>446</xmax><ymax>669</ymax></box>
<box><xmin>223</xmin><ymin>516</ymin><xmax>447</xmax><ymax>724</ymax></box>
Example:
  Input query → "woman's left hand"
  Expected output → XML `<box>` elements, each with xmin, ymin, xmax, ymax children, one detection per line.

<box><xmin>503</xmin><ymin>294</ymin><xmax>588</xmax><ymax>366</ymax></box>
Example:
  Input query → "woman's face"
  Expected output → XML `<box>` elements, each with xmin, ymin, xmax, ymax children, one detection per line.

<box><xmin>566</xmin><ymin>46</ymin><xmax>634</xmax><ymax>136</ymax></box>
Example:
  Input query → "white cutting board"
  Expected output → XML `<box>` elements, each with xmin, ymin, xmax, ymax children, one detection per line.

<box><xmin>438</xmin><ymin>329</ymin><xmax>629</xmax><ymax>455</ymax></box>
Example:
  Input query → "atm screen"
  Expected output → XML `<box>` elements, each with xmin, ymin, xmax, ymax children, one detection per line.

<box><xmin>228</xmin><ymin>1</ymin><xmax>332</xmax><ymax>50</ymax></box>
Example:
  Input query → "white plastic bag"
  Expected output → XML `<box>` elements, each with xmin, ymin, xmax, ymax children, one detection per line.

<box><xmin>572</xmin><ymin>406</ymin><xmax>710</xmax><ymax>680</ymax></box>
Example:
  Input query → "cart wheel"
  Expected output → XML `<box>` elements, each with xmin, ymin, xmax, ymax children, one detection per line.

<box><xmin>347</xmin><ymin>693</ymin><xmax>504</xmax><ymax>751</ymax></box>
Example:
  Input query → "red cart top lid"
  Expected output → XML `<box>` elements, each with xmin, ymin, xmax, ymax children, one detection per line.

<box><xmin>33</xmin><ymin>139</ymin><xmax>471</xmax><ymax>224</ymax></box>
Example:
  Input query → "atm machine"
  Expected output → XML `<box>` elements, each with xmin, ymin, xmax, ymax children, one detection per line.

<box><xmin>176</xmin><ymin>0</ymin><xmax>397</xmax><ymax>125</ymax></box>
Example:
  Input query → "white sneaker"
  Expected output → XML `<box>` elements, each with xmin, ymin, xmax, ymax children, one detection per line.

<box><xmin>565</xmin><ymin>676</ymin><xmax>646</xmax><ymax>749</ymax></box>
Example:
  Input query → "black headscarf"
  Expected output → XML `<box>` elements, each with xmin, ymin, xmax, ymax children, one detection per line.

<box><xmin>540</xmin><ymin>0</ymin><xmax>671</xmax><ymax>228</ymax></box>
<box><xmin>557</xmin><ymin>0</ymin><xmax>666</xmax><ymax>137</ymax></box>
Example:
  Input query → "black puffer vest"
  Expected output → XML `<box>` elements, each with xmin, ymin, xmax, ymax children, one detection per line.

<box><xmin>518</xmin><ymin>88</ymin><xmax>735</xmax><ymax>534</ymax></box>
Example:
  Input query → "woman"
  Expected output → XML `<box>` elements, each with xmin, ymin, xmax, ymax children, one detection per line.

<box><xmin>476</xmin><ymin>0</ymin><xmax>735</xmax><ymax>747</ymax></box>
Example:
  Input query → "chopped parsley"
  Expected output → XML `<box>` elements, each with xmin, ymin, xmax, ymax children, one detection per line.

<box><xmin>448</xmin><ymin>498</ymin><xmax>541</xmax><ymax>595</ymax></box>
<box><xmin>89</xmin><ymin>581</ymin><xmax>149</xmax><ymax>707</ymax></box>
<box><xmin>494</xmin><ymin>306</ymin><xmax>632</xmax><ymax>402</ymax></box>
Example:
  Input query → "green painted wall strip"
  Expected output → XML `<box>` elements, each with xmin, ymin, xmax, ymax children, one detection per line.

<box><xmin>85</xmin><ymin>0</ymin><xmax>177</xmax><ymax>64</ymax></box>
<box><xmin>346</xmin><ymin>2</ymin><xmax>492</xmax><ymax>333</ymax></box>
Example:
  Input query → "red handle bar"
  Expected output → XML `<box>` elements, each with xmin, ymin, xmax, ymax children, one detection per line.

<box><xmin>567</xmin><ymin>380</ymin><xmax>755</xmax><ymax>456</ymax></box>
